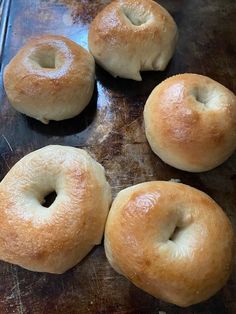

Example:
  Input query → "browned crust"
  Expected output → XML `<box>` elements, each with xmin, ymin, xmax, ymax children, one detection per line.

<box><xmin>105</xmin><ymin>181</ymin><xmax>235</xmax><ymax>307</ymax></box>
<box><xmin>3</xmin><ymin>35</ymin><xmax>95</xmax><ymax>123</ymax></box>
<box><xmin>88</xmin><ymin>0</ymin><xmax>178</xmax><ymax>80</ymax></box>
<box><xmin>144</xmin><ymin>73</ymin><xmax>236</xmax><ymax>172</ymax></box>
<box><xmin>0</xmin><ymin>146</ymin><xmax>111</xmax><ymax>273</ymax></box>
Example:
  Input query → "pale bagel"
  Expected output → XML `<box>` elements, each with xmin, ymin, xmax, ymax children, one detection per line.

<box><xmin>105</xmin><ymin>181</ymin><xmax>234</xmax><ymax>307</ymax></box>
<box><xmin>144</xmin><ymin>73</ymin><xmax>236</xmax><ymax>172</ymax></box>
<box><xmin>3</xmin><ymin>35</ymin><xmax>95</xmax><ymax>124</ymax></box>
<box><xmin>0</xmin><ymin>145</ymin><xmax>111</xmax><ymax>273</ymax></box>
<box><xmin>88</xmin><ymin>0</ymin><xmax>178</xmax><ymax>80</ymax></box>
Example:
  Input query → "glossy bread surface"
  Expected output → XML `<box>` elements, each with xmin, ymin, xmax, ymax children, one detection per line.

<box><xmin>144</xmin><ymin>74</ymin><xmax>236</xmax><ymax>172</ymax></box>
<box><xmin>0</xmin><ymin>145</ymin><xmax>111</xmax><ymax>274</ymax></box>
<box><xmin>4</xmin><ymin>35</ymin><xmax>95</xmax><ymax>124</ymax></box>
<box><xmin>105</xmin><ymin>181</ymin><xmax>234</xmax><ymax>307</ymax></box>
<box><xmin>88</xmin><ymin>0</ymin><xmax>178</xmax><ymax>80</ymax></box>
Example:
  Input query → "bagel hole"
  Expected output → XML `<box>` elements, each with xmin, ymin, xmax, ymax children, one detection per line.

<box><xmin>42</xmin><ymin>191</ymin><xmax>57</xmax><ymax>208</ymax></box>
<box><xmin>193</xmin><ymin>88</ymin><xmax>213</xmax><ymax>108</ymax></box>
<box><xmin>195</xmin><ymin>92</ymin><xmax>206</xmax><ymax>105</ymax></box>
<box><xmin>195</xmin><ymin>88</ymin><xmax>223</xmax><ymax>110</ymax></box>
<box><xmin>30</xmin><ymin>49</ymin><xmax>57</xmax><ymax>69</ymax></box>
<box><xmin>169</xmin><ymin>226</ymin><xmax>181</xmax><ymax>242</ymax></box>
<box><xmin>121</xmin><ymin>6</ymin><xmax>149</xmax><ymax>26</ymax></box>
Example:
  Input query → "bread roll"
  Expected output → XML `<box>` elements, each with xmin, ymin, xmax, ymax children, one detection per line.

<box><xmin>105</xmin><ymin>181</ymin><xmax>234</xmax><ymax>307</ymax></box>
<box><xmin>0</xmin><ymin>145</ymin><xmax>111</xmax><ymax>273</ymax></box>
<box><xmin>88</xmin><ymin>0</ymin><xmax>178</xmax><ymax>80</ymax></box>
<box><xmin>4</xmin><ymin>35</ymin><xmax>95</xmax><ymax>124</ymax></box>
<box><xmin>144</xmin><ymin>73</ymin><xmax>236</xmax><ymax>172</ymax></box>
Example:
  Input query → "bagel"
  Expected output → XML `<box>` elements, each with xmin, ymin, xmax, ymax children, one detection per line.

<box><xmin>0</xmin><ymin>145</ymin><xmax>111</xmax><ymax>273</ymax></box>
<box><xmin>3</xmin><ymin>35</ymin><xmax>95</xmax><ymax>124</ymax></box>
<box><xmin>105</xmin><ymin>181</ymin><xmax>234</xmax><ymax>307</ymax></box>
<box><xmin>144</xmin><ymin>73</ymin><xmax>236</xmax><ymax>172</ymax></box>
<box><xmin>88</xmin><ymin>0</ymin><xmax>178</xmax><ymax>80</ymax></box>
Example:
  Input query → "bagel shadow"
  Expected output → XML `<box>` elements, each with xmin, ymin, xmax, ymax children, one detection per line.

<box><xmin>26</xmin><ymin>83</ymin><xmax>98</xmax><ymax>136</ymax></box>
<box><xmin>95</xmin><ymin>61</ymin><xmax>175</xmax><ymax>98</ymax></box>
<box><xmin>4</xmin><ymin>246</ymin><xmax>103</xmax><ymax>299</ymax></box>
<box><xmin>128</xmin><ymin>282</ymin><xmax>228</xmax><ymax>313</ymax></box>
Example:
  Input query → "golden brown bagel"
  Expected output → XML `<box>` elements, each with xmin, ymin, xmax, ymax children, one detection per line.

<box><xmin>144</xmin><ymin>73</ymin><xmax>236</xmax><ymax>172</ymax></box>
<box><xmin>105</xmin><ymin>181</ymin><xmax>234</xmax><ymax>307</ymax></box>
<box><xmin>88</xmin><ymin>0</ymin><xmax>178</xmax><ymax>80</ymax></box>
<box><xmin>0</xmin><ymin>145</ymin><xmax>111</xmax><ymax>273</ymax></box>
<box><xmin>4</xmin><ymin>35</ymin><xmax>95</xmax><ymax>124</ymax></box>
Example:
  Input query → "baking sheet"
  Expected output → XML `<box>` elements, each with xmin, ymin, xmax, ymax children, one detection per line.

<box><xmin>0</xmin><ymin>0</ymin><xmax>236</xmax><ymax>313</ymax></box>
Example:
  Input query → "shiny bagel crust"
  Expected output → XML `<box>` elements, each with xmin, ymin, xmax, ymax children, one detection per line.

<box><xmin>104</xmin><ymin>181</ymin><xmax>234</xmax><ymax>307</ymax></box>
<box><xmin>144</xmin><ymin>73</ymin><xmax>236</xmax><ymax>172</ymax></box>
<box><xmin>88</xmin><ymin>0</ymin><xmax>178</xmax><ymax>80</ymax></box>
<box><xmin>3</xmin><ymin>35</ymin><xmax>95</xmax><ymax>124</ymax></box>
<box><xmin>0</xmin><ymin>145</ymin><xmax>111</xmax><ymax>273</ymax></box>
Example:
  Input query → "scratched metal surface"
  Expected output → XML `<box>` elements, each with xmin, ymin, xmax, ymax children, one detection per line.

<box><xmin>0</xmin><ymin>0</ymin><xmax>236</xmax><ymax>313</ymax></box>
